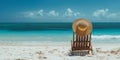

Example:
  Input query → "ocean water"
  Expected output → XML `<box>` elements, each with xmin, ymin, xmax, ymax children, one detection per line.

<box><xmin>0</xmin><ymin>22</ymin><xmax>120</xmax><ymax>45</ymax></box>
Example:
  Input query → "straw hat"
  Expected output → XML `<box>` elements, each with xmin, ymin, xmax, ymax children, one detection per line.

<box><xmin>72</xmin><ymin>18</ymin><xmax>92</xmax><ymax>35</ymax></box>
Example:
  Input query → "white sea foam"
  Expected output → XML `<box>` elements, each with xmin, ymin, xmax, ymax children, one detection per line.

<box><xmin>0</xmin><ymin>34</ymin><xmax>120</xmax><ymax>45</ymax></box>
<box><xmin>92</xmin><ymin>35</ymin><xmax>120</xmax><ymax>40</ymax></box>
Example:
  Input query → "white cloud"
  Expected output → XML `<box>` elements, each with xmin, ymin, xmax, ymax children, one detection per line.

<box><xmin>22</xmin><ymin>10</ymin><xmax>59</xmax><ymax>18</ymax></box>
<box><xmin>48</xmin><ymin>10</ymin><xmax>59</xmax><ymax>16</ymax></box>
<box><xmin>37</xmin><ymin>10</ymin><xmax>44</xmax><ymax>16</ymax></box>
<box><xmin>64</xmin><ymin>8</ymin><xmax>73</xmax><ymax>16</ymax></box>
<box><xmin>64</xmin><ymin>8</ymin><xmax>80</xmax><ymax>17</ymax></box>
<box><xmin>93</xmin><ymin>8</ymin><xmax>120</xmax><ymax>19</ymax></box>
<box><xmin>93</xmin><ymin>9</ymin><xmax>109</xmax><ymax>17</ymax></box>
<box><xmin>21</xmin><ymin>8</ymin><xmax>81</xmax><ymax>18</ymax></box>
<box><xmin>106</xmin><ymin>13</ymin><xmax>118</xmax><ymax>18</ymax></box>
<box><xmin>22</xmin><ymin>12</ymin><xmax>35</xmax><ymax>18</ymax></box>
<box><xmin>27</xmin><ymin>12</ymin><xmax>34</xmax><ymax>16</ymax></box>
<box><xmin>74</xmin><ymin>12</ymin><xmax>80</xmax><ymax>16</ymax></box>
<box><xmin>22</xmin><ymin>9</ymin><xmax>44</xmax><ymax>18</ymax></box>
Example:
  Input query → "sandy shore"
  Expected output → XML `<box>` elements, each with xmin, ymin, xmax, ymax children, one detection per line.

<box><xmin>0</xmin><ymin>44</ymin><xmax>120</xmax><ymax>60</ymax></box>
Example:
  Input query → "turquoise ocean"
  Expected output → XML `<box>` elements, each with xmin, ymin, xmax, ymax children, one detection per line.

<box><xmin>0</xmin><ymin>22</ymin><xmax>120</xmax><ymax>45</ymax></box>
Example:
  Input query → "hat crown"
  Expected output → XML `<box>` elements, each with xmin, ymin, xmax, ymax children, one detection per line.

<box><xmin>72</xmin><ymin>18</ymin><xmax>92</xmax><ymax>35</ymax></box>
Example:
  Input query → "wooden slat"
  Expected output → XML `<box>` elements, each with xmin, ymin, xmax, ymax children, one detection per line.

<box><xmin>72</xmin><ymin>32</ymin><xmax>92</xmax><ymax>51</ymax></box>
<box><xmin>79</xmin><ymin>35</ymin><xmax>80</xmax><ymax>47</ymax></box>
<box><xmin>78</xmin><ymin>35</ymin><xmax>79</xmax><ymax>47</ymax></box>
<box><xmin>73</xmin><ymin>47</ymin><xmax>90</xmax><ymax>50</ymax></box>
<box><xmin>85</xmin><ymin>35</ymin><xmax>86</xmax><ymax>47</ymax></box>
<box><xmin>84</xmin><ymin>35</ymin><xmax>85</xmax><ymax>48</ymax></box>
<box><xmin>86</xmin><ymin>35</ymin><xmax>88</xmax><ymax>47</ymax></box>
<box><xmin>75</xmin><ymin>34</ymin><xmax>77</xmax><ymax>47</ymax></box>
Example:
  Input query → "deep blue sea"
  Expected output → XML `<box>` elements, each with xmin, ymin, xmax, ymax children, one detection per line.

<box><xmin>0</xmin><ymin>22</ymin><xmax>120</xmax><ymax>45</ymax></box>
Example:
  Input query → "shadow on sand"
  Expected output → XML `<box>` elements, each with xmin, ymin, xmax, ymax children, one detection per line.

<box><xmin>68</xmin><ymin>50</ymin><xmax>89</xmax><ymax>56</ymax></box>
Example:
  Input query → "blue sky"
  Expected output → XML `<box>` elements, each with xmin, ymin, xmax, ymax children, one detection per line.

<box><xmin>0</xmin><ymin>0</ymin><xmax>120</xmax><ymax>23</ymax></box>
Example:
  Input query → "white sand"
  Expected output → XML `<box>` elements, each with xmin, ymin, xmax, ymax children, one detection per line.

<box><xmin>0</xmin><ymin>44</ymin><xmax>120</xmax><ymax>60</ymax></box>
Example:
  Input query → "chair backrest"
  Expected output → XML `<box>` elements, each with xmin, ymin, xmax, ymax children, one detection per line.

<box><xmin>72</xmin><ymin>18</ymin><xmax>92</xmax><ymax>50</ymax></box>
<box><xmin>72</xmin><ymin>24</ymin><xmax>92</xmax><ymax>50</ymax></box>
<box><xmin>72</xmin><ymin>32</ymin><xmax>92</xmax><ymax>50</ymax></box>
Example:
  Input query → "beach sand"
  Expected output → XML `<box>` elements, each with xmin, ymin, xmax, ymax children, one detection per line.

<box><xmin>0</xmin><ymin>44</ymin><xmax>120</xmax><ymax>60</ymax></box>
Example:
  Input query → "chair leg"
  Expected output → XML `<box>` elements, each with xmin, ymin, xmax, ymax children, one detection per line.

<box><xmin>91</xmin><ymin>49</ymin><xmax>94</xmax><ymax>55</ymax></box>
<box><xmin>88</xmin><ymin>50</ymin><xmax>90</xmax><ymax>54</ymax></box>
<box><xmin>90</xmin><ymin>43</ymin><xmax>94</xmax><ymax>55</ymax></box>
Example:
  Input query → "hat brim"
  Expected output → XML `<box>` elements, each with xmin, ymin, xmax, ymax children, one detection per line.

<box><xmin>72</xmin><ymin>18</ymin><xmax>92</xmax><ymax>35</ymax></box>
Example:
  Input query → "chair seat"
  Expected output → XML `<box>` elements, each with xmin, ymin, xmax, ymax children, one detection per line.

<box><xmin>72</xmin><ymin>47</ymin><xmax>90</xmax><ymax>50</ymax></box>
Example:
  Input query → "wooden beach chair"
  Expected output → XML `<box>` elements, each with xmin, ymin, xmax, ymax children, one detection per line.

<box><xmin>71</xmin><ymin>18</ymin><xmax>93</xmax><ymax>55</ymax></box>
